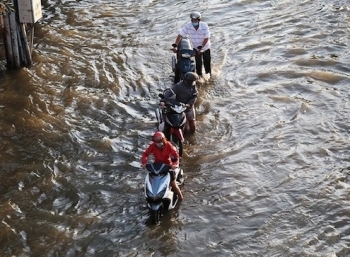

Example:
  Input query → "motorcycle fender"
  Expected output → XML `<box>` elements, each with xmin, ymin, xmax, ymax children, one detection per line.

<box><xmin>150</xmin><ymin>202</ymin><xmax>162</xmax><ymax>211</ymax></box>
<box><xmin>170</xmin><ymin>128</ymin><xmax>184</xmax><ymax>141</ymax></box>
<box><xmin>164</xmin><ymin>190</ymin><xmax>176</xmax><ymax>210</ymax></box>
<box><xmin>145</xmin><ymin>172</ymin><xmax>171</xmax><ymax>200</ymax></box>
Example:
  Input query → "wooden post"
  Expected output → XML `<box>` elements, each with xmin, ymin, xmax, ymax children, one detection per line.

<box><xmin>9</xmin><ymin>11</ymin><xmax>20</xmax><ymax>68</ymax></box>
<box><xmin>16</xmin><ymin>23</ymin><xmax>26</xmax><ymax>66</ymax></box>
<box><xmin>3</xmin><ymin>12</ymin><xmax>14</xmax><ymax>68</ymax></box>
<box><xmin>0</xmin><ymin>11</ymin><xmax>9</xmax><ymax>66</ymax></box>
<box><xmin>0</xmin><ymin>0</ymin><xmax>41</xmax><ymax>69</ymax></box>
<box><xmin>20</xmin><ymin>23</ymin><xmax>31</xmax><ymax>66</ymax></box>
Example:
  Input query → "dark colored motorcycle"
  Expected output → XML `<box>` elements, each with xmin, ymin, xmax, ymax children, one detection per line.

<box><xmin>155</xmin><ymin>94</ymin><xmax>187</xmax><ymax>157</ymax></box>
<box><xmin>171</xmin><ymin>37</ymin><xmax>196</xmax><ymax>83</ymax></box>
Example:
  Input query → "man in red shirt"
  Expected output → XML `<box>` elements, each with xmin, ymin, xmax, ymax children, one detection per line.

<box><xmin>141</xmin><ymin>131</ymin><xmax>184</xmax><ymax>201</ymax></box>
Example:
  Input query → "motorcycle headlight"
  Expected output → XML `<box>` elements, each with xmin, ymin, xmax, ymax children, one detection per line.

<box><xmin>156</xmin><ymin>186</ymin><xmax>167</xmax><ymax>198</ymax></box>
<box><xmin>147</xmin><ymin>185</ymin><xmax>167</xmax><ymax>200</ymax></box>
<box><xmin>181</xmin><ymin>53</ymin><xmax>191</xmax><ymax>58</ymax></box>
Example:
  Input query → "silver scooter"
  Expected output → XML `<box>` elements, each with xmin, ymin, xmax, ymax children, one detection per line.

<box><xmin>144</xmin><ymin>163</ymin><xmax>184</xmax><ymax>224</ymax></box>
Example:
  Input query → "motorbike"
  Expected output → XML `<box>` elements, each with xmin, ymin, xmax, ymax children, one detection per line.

<box><xmin>144</xmin><ymin>163</ymin><xmax>184</xmax><ymax>224</ymax></box>
<box><xmin>155</xmin><ymin>93</ymin><xmax>188</xmax><ymax>157</ymax></box>
<box><xmin>172</xmin><ymin>37</ymin><xmax>196</xmax><ymax>83</ymax></box>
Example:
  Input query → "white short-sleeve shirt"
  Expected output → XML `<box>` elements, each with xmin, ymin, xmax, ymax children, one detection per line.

<box><xmin>179</xmin><ymin>21</ymin><xmax>211</xmax><ymax>51</ymax></box>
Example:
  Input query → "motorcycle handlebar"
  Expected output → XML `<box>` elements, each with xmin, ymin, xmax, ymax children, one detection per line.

<box><xmin>160</xmin><ymin>100</ymin><xmax>187</xmax><ymax>108</ymax></box>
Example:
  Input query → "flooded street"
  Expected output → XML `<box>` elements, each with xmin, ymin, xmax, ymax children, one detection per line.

<box><xmin>1</xmin><ymin>0</ymin><xmax>350</xmax><ymax>256</ymax></box>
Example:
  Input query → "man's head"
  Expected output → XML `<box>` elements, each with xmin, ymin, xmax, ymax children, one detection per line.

<box><xmin>152</xmin><ymin>131</ymin><xmax>166</xmax><ymax>148</ymax></box>
<box><xmin>183</xmin><ymin>72</ymin><xmax>199</xmax><ymax>86</ymax></box>
<box><xmin>190</xmin><ymin>11</ymin><xmax>202</xmax><ymax>20</ymax></box>
<box><xmin>190</xmin><ymin>11</ymin><xmax>201</xmax><ymax>27</ymax></box>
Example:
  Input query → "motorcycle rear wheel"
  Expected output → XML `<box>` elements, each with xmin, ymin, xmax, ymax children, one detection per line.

<box><xmin>170</xmin><ymin>134</ymin><xmax>183</xmax><ymax>157</ymax></box>
<box><xmin>174</xmin><ymin>67</ymin><xmax>181</xmax><ymax>83</ymax></box>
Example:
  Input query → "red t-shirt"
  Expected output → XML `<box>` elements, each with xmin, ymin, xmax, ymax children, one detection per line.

<box><xmin>141</xmin><ymin>142</ymin><xmax>179</xmax><ymax>166</ymax></box>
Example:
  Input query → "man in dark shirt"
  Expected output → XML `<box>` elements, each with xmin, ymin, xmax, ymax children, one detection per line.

<box><xmin>161</xmin><ymin>72</ymin><xmax>199</xmax><ymax>133</ymax></box>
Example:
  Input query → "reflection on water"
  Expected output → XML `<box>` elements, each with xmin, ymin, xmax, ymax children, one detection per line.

<box><xmin>1</xmin><ymin>0</ymin><xmax>350</xmax><ymax>256</ymax></box>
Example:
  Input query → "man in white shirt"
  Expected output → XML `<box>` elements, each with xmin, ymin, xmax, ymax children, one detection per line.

<box><xmin>173</xmin><ymin>11</ymin><xmax>211</xmax><ymax>78</ymax></box>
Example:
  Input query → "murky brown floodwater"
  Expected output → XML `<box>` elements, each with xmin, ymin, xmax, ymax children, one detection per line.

<box><xmin>1</xmin><ymin>0</ymin><xmax>350</xmax><ymax>256</ymax></box>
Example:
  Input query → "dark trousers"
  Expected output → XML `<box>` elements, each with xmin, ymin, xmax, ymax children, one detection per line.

<box><xmin>195</xmin><ymin>49</ymin><xmax>211</xmax><ymax>76</ymax></box>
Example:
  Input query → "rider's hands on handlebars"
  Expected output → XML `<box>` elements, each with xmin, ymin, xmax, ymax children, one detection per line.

<box><xmin>159</xmin><ymin>100</ymin><xmax>189</xmax><ymax>108</ymax></box>
<box><xmin>171</xmin><ymin>43</ymin><xmax>177</xmax><ymax>53</ymax></box>
<box><xmin>196</xmin><ymin>46</ymin><xmax>203</xmax><ymax>54</ymax></box>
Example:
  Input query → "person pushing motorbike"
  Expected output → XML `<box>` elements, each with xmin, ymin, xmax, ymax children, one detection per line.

<box><xmin>172</xmin><ymin>11</ymin><xmax>212</xmax><ymax>78</ymax></box>
<box><xmin>160</xmin><ymin>72</ymin><xmax>199</xmax><ymax>134</ymax></box>
<box><xmin>141</xmin><ymin>131</ymin><xmax>184</xmax><ymax>201</ymax></box>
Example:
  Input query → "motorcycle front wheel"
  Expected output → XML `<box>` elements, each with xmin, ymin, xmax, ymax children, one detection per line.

<box><xmin>170</xmin><ymin>134</ymin><xmax>183</xmax><ymax>157</ymax></box>
<box><xmin>150</xmin><ymin>207</ymin><xmax>162</xmax><ymax>224</ymax></box>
